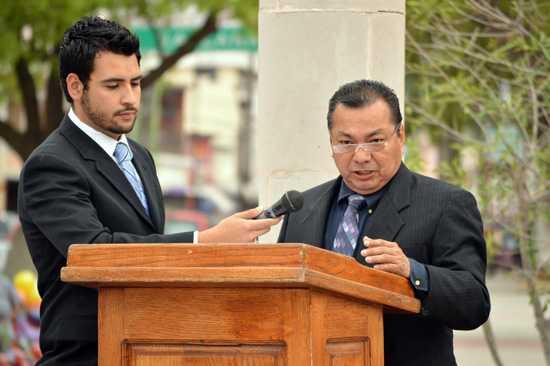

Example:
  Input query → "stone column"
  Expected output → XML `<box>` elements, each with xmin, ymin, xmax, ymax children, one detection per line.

<box><xmin>257</xmin><ymin>0</ymin><xmax>406</xmax><ymax>242</ymax></box>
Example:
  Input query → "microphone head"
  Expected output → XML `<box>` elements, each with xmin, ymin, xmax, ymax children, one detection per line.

<box><xmin>281</xmin><ymin>190</ymin><xmax>304</xmax><ymax>213</ymax></box>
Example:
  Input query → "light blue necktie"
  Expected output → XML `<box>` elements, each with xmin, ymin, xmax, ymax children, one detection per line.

<box><xmin>333</xmin><ymin>194</ymin><xmax>367</xmax><ymax>256</ymax></box>
<box><xmin>114</xmin><ymin>142</ymin><xmax>150</xmax><ymax>217</ymax></box>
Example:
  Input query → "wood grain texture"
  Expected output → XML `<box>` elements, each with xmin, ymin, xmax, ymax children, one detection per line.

<box><xmin>127</xmin><ymin>344</ymin><xmax>284</xmax><ymax>366</ymax></box>
<box><xmin>98</xmin><ymin>288</ymin><xmax>124</xmax><ymax>365</ymax></box>
<box><xmin>62</xmin><ymin>243</ymin><xmax>419</xmax><ymax>313</ymax></box>
<box><xmin>62</xmin><ymin>243</ymin><xmax>420</xmax><ymax>366</ymax></box>
<box><xmin>123</xmin><ymin>288</ymin><xmax>285</xmax><ymax>341</ymax></box>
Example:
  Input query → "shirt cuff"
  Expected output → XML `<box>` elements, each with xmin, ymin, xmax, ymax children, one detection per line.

<box><xmin>193</xmin><ymin>231</ymin><xmax>198</xmax><ymax>244</ymax></box>
<box><xmin>409</xmin><ymin>258</ymin><xmax>429</xmax><ymax>299</ymax></box>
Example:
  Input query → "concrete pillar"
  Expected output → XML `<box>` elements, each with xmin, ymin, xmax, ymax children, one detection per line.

<box><xmin>257</xmin><ymin>0</ymin><xmax>406</xmax><ymax>242</ymax></box>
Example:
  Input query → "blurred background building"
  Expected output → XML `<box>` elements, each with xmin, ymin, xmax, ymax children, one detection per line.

<box><xmin>133</xmin><ymin>21</ymin><xmax>259</xmax><ymax>217</ymax></box>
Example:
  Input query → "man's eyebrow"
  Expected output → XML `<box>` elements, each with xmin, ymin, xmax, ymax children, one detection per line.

<box><xmin>100</xmin><ymin>75</ymin><xmax>143</xmax><ymax>83</ymax></box>
<box><xmin>334</xmin><ymin>129</ymin><xmax>386</xmax><ymax>139</ymax></box>
<box><xmin>365</xmin><ymin>128</ymin><xmax>386</xmax><ymax>138</ymax></box>
<box><xmin>334</xmin><ymin>131</ymin><xmax>353</xmax><ymax>139</ymax></box>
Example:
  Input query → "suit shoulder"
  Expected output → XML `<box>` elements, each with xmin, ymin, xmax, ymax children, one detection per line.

<box><xmin>409</xmin><ymin>171</ymin><xmax>477</xmax><ymax>204</ymax></box>
<box><xmin>24</xmin><ymin>129</ymin><xmax>71</xmax><ymax>162</ymax></box>
<box><xmin>411</xmin><ymin>171</ymin><xmax>465</xmax><ymax>191</ymax></box>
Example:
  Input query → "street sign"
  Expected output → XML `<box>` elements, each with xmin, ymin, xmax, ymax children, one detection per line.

<box><xmin>133</xmin><ymin>26</ymin><xmax>258</xmax><ymax>52</ymax></box>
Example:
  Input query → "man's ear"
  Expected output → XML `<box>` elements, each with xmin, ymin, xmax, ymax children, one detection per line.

<box><xmin>328</xmin><ymin>129</ymin><xmax>335</xmax><ymax>158</ymax></box>
<box><xmin>66</xmin><ymin>73</ymin><xmax>84</xmax><ymax>102</ymax></box>
<box><xmin>399</xmin><ymin>123</ymin><xmax>406</xmax><ymax>157</ymax></box>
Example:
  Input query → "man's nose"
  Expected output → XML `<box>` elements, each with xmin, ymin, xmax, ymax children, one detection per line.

<box><xmin>353</xmin><ymin>145</ymin><xmax>372</xmax><ymax>162</ymax></box>
<box><xmin>121</xmin><ymin>85</ymin><xmax>137</xmax><ymax>105</ymax></box>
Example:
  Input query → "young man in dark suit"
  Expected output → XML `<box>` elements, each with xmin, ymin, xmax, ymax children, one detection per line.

<box><xmin>17</xmin><ymin>16</ymin><xmax>281</xmax><ymax>365</ymax></box>
<box><xmin>277</xmin><ymin>79</ymin><xmax>491</xmax><ymax>365</ymax></box>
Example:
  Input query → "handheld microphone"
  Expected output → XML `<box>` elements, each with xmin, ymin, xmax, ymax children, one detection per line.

<box><xmin>255</xmin><ymin>190</ymin><xmax>304</xmax><ymax>219</ymax></box>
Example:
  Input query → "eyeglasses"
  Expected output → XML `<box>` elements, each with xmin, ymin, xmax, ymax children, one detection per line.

<box><xmin>331</xmin><ymin>123</ymin><xmax>401</xmax><ymax>154</ymax></box>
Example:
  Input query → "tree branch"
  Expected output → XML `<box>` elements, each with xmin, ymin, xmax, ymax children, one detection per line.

<box><xmin>0</xmin><ymin>119</ymin><xmax>26</xmax><ymax>159</ymax></box>
<box><xmin>16</xmin><ymin>58</ymin><xmax>40</xmax><ymax>135</ymax></box>
<box><xmin>141</xmin><ymin>12</ymin><xmax>218</xmax><ymax>89</ymax></box>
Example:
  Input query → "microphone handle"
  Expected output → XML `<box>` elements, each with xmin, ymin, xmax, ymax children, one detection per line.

<box><xmin>256</xmin><ymin>207</ymin><xmax>276</xmax><ymax>219</ymax></box>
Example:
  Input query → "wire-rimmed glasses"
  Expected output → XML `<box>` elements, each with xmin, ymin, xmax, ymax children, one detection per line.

<box><xmin>331</xmin><ymin>123</ymin><xmax>401</xmax><ymax>154</ymax></box>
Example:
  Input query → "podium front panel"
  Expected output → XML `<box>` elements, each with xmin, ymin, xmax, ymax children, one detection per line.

<box><xmin>99</xmin><ymin>287</ymin><xmax>383</xmax><ymax>365</ymax></box>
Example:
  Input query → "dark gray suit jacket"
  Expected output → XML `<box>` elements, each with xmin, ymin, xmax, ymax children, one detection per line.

<box><xmin>18</xmin><ymin>115</ymin><xmax>194</xmax><ymax>365</ymax></box>
<box><xmin>277</xmin><ymin>163</ymin><xmax>490</xmax><ymax>366</ymax></box>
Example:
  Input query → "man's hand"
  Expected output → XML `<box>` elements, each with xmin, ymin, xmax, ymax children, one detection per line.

<box><xmin>197</xmin><ymin>207</ymin><xmax>283</xmax><ymax>243</ymax></box>
<box><xmin>360</xmin><ymin>236</ymin><xmax>410</xmax><ymax>278</ymax></box>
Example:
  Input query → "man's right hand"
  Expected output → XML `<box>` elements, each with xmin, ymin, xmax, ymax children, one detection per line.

<box><xmin>197</xmin><ymin>207</ymin><xmax>283</xmax><ymax>243</ymax></box>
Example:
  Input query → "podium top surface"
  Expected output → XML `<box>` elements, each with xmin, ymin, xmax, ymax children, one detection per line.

<box><xmin>61</xmin><ymin>243</ymin><xmax>420</xmax><ymax>313</ymax></box>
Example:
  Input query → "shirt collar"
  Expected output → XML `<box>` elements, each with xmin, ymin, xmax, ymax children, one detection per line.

<box><xmin>68</xmin><ymin>108</ymin><xmax>131</xmax><ymax>159</ymax></box>
<box><xmin>337</xmin><ymin>180</ymin><xmax>388</xmax><ymax>212</ymax></box>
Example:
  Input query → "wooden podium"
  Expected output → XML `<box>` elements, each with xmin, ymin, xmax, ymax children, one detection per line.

<box><xmin>61</xmin><ymin>243</ymin><xmax>420</xmax><ymax>366</ymax></box>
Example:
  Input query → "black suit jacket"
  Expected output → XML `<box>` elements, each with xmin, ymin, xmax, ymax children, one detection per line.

<box><xmin>18</xmin><ymin>115</ymin><xmax>194</xmax><ymax>365</ymax></box>
<box><xmin>277</xmin><ymin>163</ymin><xmax>491</xmax><ymax>366</ymax></box>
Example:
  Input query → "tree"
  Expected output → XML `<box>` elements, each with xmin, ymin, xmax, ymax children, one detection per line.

<box><xmin>406</xmin><ymin>0</ymin><xmax>550</xmax><ymax>364</ymax></box>
<box><xmin>0</xmin><ymin>0</ymin><xmax>257</xmax><ymax>160</ymax></box>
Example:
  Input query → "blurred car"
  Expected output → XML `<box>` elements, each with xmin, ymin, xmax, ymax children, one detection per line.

<box><xmin>164</xmin><ymin>209</ymin><xmax>211</xmax><ymax>234</ymax></box>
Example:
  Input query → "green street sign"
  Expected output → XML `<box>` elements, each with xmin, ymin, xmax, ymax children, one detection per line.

<box><xmin>133</xmin><ymin>27</ymin><xmax>258</xmax><ymax>52</ymax></box>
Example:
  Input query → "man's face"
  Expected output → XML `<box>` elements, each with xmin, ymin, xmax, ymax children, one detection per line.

<box><xmin>77</xmin><ymin>51</ymin><xmax>142</xmax><ymax>140</ymax></box>
<box><xmin>329</xmin><ymin>100</ymin><xmax>405</xmax><ymax>195</ymax></box>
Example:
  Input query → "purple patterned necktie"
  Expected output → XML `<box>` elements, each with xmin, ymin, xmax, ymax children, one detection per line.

<box><xmin>333</xmin><ymin>194</ymin><xmax>367</xmax><ymax>256</ymax></box>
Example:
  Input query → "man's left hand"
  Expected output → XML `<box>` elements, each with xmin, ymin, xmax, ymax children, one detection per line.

<box><xmin>360</xmin><ymin>236</ymin><xmax>410</xmax><ymax>278</ymax></box>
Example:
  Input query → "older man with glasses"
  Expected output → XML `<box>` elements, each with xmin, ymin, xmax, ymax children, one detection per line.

<box><xmin>277</xmin><ymin>79</ymin><xmax>491</xmax><ymax>366</ymax></box>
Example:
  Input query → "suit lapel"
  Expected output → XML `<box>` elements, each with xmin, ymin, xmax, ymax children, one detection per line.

<box><xmin>295</xmin><ymin>178</ymin><xmax>340</xmax><ymax>247</ymax></box>
<box><xmin>59</xmin><ymin>118</ymin><xmax>155</xmax><ymax>228</ymax></box>
<box><xmin>129</xmin><ymin>146</ymin><xmax>162</xmax><ymax>230</ymax></box>
<box><xmin>352</xmin><ymin>164</ymin><xmax>411</xmax><ymax>263</ymax></box>
<box><xmin>364</xmin><ymin>163</ymin><xmax>411</xmax><ymax>241</ymax></box>
<box><xmin>96</xmin><ymin>153</ymin><xmax>154</xmax><ymax>226</ymax></box>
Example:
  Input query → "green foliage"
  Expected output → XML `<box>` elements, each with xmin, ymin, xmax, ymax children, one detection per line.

<box><xmin>0</xmin><ymin>0</ymin><xmax>259</xmax><ymax>161</ymax></box>
<box><xmin>406</xmin><ymin>0</ymin><xmax>550</xmax><ymax>359</ymax></box>
<box><xmin>0</xmin><ymin>0</ymin><xmax>258</xmax><ymax>104</ymax></box>
<box><xmin>402</xmin><ymin>120</ymin><xmax>427</xmax><ymax>174</ymax></box>
<box><xmin>407</xmin><ymin>0</ymin><xmax>550</xmax><ymax>226</ymax></box>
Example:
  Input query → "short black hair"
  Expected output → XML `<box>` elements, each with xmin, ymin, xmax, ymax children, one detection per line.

<box><xmin>327</xmin><ymin>79</ymin><xmax>402</xmax><ymax>130</ymax></box>
<box><xmin>59</xmin><ymin>16</ymin><xmax>141</xmax><ymax>104</ymax></box>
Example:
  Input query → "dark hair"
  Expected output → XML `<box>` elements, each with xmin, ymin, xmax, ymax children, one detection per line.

<box><xmin>59</xmin><ymin>16</ymin><xmax>141</xmax><ymax>104</ymax></box>
<box><xmin>327</xmin><ymin>79</ymin><xmax>402</xmax><ymax>130</ymax></box>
